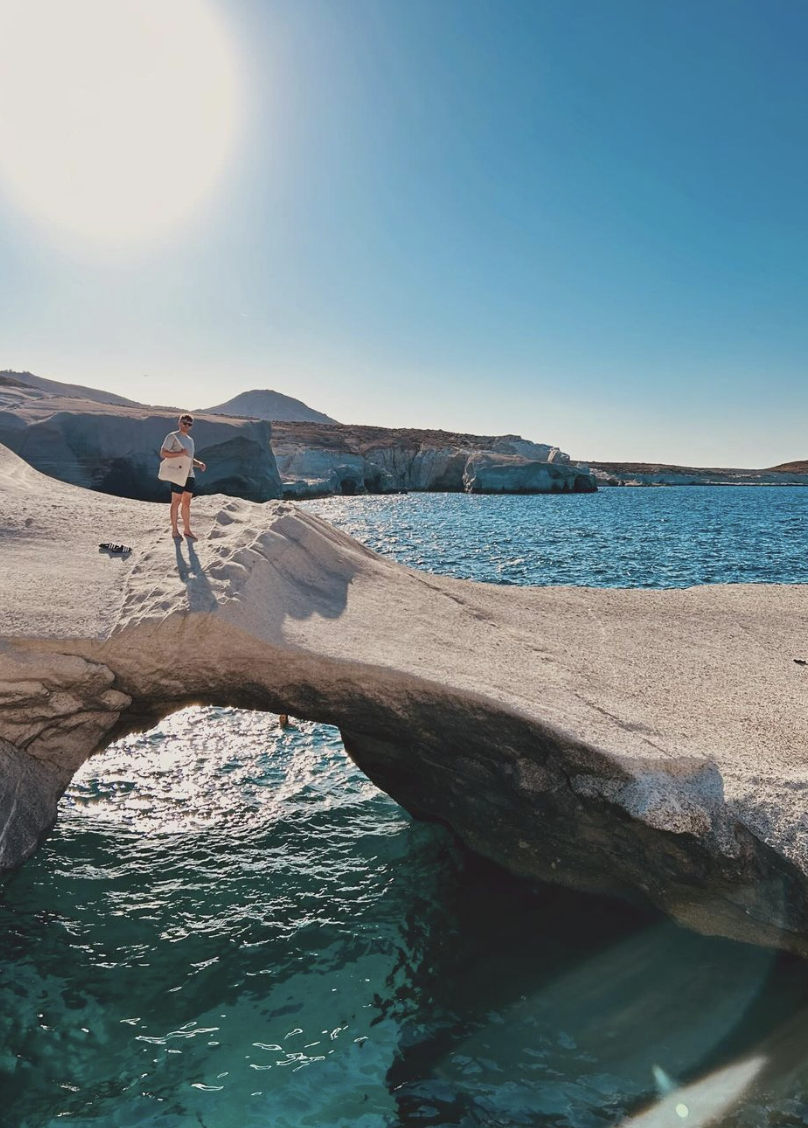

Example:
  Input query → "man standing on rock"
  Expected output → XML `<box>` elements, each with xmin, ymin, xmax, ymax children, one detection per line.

<box><xmin>161</xmin><ymin>414</ymin><xmax>206</xmax><ymax>540</ymax></box>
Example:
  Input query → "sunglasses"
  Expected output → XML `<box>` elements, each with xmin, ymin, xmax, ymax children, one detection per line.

<box><xmin>181</xmin><ymin>419</ymin><xmax>194</xmax><ymax>426</ymax></box>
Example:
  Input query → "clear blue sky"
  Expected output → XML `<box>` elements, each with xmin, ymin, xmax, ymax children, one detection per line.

<box><xmin>1</xmin><ymin>0</ymin><xmax>806</xmax><ymax>465</ymax></box>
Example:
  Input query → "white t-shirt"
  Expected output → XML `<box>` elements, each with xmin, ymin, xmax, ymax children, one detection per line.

<box><xmin>163</xmin><ymin>431</ymin><xmax>195</xmax><ymax>476</ymax></box>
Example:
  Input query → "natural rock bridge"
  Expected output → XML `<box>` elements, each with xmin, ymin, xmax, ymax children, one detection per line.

<box><xmin>1</xmin><ymin>443</ymin><xmax>807</xmax><ymax>953</ymax></box>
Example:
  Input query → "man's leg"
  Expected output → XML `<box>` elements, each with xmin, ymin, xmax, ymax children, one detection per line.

<box><xmin>170</xmin><ymin>491</ymin><xmax>181</xmax><ymax>535</ymax></box>
<box><xmin>180</xmin><ymin>490</ymin><xmax>194</xmax><ymax>535</ymax></box>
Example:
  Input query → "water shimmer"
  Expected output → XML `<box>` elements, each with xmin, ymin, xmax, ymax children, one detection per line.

<box><xmin>304</xmin><ymin>486</ymin><xmax>808</xmax><ymax>588</ymax></box>
<box><xmin>2</xmin><ymin>488</ymin><xmax>808</xmax><ymax>1127</ymax></box>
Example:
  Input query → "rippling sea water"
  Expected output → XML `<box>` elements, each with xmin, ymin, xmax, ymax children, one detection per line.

<box><xmin>304</xmin><ymin>486</ymin><xmax>808</xmax><ymax>588</ymax></box>
<box><xmin>3</xmin><ymin>487</ymin><xmax>808</xmax><ymax>1128</ymax></box>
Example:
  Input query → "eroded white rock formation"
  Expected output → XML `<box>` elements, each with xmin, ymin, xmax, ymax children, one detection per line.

<box><xmin>272</xmin><ymin>425</ymin><xmax>595</xmax><ymax>497</ymax></box>
<box><xmin>463</xmin><ymin>451</ymin><xmax>592</xmax><ymax>493</ymax></box>
<box><xmin>1</xmin><ymin>375</ymin><xmax>594</xmax><ymax>500</ymax></box>
<box><xmin>0</xmin><ymin>381</ymin><xmax>282</xmax><ymax>501</ymax></box>
<box><xmin>1</xmin><ymin>443</ymin><xmax>807</xmax><ymax>952</ymax></box>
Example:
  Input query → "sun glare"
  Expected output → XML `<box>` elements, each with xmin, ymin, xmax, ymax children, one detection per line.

<box><xmin>0</xmin><ymin>0</ymin><xmax>243</xmax><ymax>254</ymax></box>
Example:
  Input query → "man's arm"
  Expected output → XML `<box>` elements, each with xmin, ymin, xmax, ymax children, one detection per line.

<box><xmin>161</xmin><ymin>435</ymin><xmax>186</xmax><ymax>459</ymax></box>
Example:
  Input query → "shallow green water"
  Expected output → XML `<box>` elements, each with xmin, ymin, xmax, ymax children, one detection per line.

<box><xmin>7</xmin><ymin>708</ymin><xmax>808</xmax><ymax>1128</ymax></box>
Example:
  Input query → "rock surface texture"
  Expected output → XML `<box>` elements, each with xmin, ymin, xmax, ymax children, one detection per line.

<box><xmin>271</xmin><ymin>422</ymin><xmax>596</xmax><ymax>497</ymax></box>
<box><xmin>0</xmin><ymin>382</ymin><xmax>282</xmax><ymax>501</ymax></box>
<box><xmin>463</xmin><ymin>451</ymin><xmax>594</xmax><ymax>494</ymax></box>
<box><xmin>1</xmin><ymin>443</ymin><xmax>807</xmax><ymax>953</ymax></box>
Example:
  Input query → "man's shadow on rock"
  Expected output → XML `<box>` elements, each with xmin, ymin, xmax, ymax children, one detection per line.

<box><xmin>168</xmin><ymin>510</ymin><xmax>359</xmax><ymax>644</ymax></box>
<box><xmin>174</xmin><ymin>540</ymin><xmax>219</xmax><ymax>613</ymax></box>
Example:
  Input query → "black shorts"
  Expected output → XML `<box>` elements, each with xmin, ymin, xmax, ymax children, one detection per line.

<box><xmin>170</xmin><ymin>476</ymin><xmax>195</xmax><ymax>496</ymax></box>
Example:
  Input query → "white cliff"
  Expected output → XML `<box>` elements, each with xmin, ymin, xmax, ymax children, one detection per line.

<box><xmin>463</xmin><ymin>451</ymin><xmax>592</xmax><ymax>493</ymax></box>
<box><xmin>271</xmin><ymin>423</ymin><xmax>595</xmax><ymax>497</ymax></box>
<box><xmin>0</xmin><ymin>381</ymin><xmax>282</xmax><ymax>501</ymax></box>
<box><xmin>1</xmin><ymin>373</ymin><xmax>594</xmax><ymax>500</ymax></box>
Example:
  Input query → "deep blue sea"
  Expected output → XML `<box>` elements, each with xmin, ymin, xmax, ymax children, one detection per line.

<box><xmin>305</xmin><ymin>486</ymin><xmax>808</xmax><ymax>588</ymax></box>
<box><xmin>2</xmin><ymin>487</ymin><xmax>808</xmax><ymax>1128</ymax></box>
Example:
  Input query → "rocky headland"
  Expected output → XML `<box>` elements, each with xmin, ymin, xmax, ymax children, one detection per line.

<box><xmin>590</xmin><ymin>460</ymin><xmax>808</xmax><ymax>487</ymax></box>
<box><xmin>2</xmin><ymin>440</ymin><xmax>807</xmax><ymax>955</ymax></box>
<box><xmin>271</xmin><ymin>421</ymin><xmax>596</xmax><ymax>496</ymax></box>
<box><xmin>0</xmin><ymin>372</ymin><xmax>597</xmax><ymax>499</ymax></box>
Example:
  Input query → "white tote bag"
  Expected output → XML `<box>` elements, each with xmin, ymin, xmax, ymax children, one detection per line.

<box><xmin>158</xmin><ymin>455</ymin><xmax>192</xmax><ymax>485</ymax></box>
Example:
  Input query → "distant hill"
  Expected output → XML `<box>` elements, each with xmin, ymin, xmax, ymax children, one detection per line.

<box><xmin>2</xmin><ymin>369</ymin><xmax>142</xmax><ymax>407</ymax></box>
<box><xmin>769</xmin><ymin>460</ymin><xmax>808</xmax><ymax>473</ymax></box>
<box><xmin>588</xmin><ymin>460</ymin><xmax>808</xmax><ymax>486</ymax></box>
<box><xmin>202</xmin><ymin>388</ymin><xmax>339</xmax><ymax>425</ymax></box>
<box><xmin>2</xmin><ymin>370</ymin><xmax>341</xmax><ymax>423</ymax></box>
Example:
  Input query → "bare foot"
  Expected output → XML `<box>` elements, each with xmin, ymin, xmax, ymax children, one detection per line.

<box><xmin>184</xmin><ymin>531</ymin><xmax>197</xmax><ymax>540</ymax></box>
<box><xmin>172</xmin><ymin>529</ymin><xmax>182</xmax><ymax>540</ymax></box>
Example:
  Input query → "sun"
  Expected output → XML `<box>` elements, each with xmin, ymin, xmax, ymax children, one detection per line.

<box><xmin>0</xmin><ymin>0</ymin><xmax>243</xmax><ymax>254</ymax></box>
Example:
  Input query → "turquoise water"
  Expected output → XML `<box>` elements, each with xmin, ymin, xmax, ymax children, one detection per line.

<box><xmin>2</xmin><ymin>487</ymin><xmax>808</xmax><ymax>1127</ymax></box>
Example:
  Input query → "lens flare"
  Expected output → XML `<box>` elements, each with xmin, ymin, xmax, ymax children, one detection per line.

<box><xmin>621</xmin><ymin>1057</ymin><xmax>766</xmax><ymax>1128</ymax></box>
